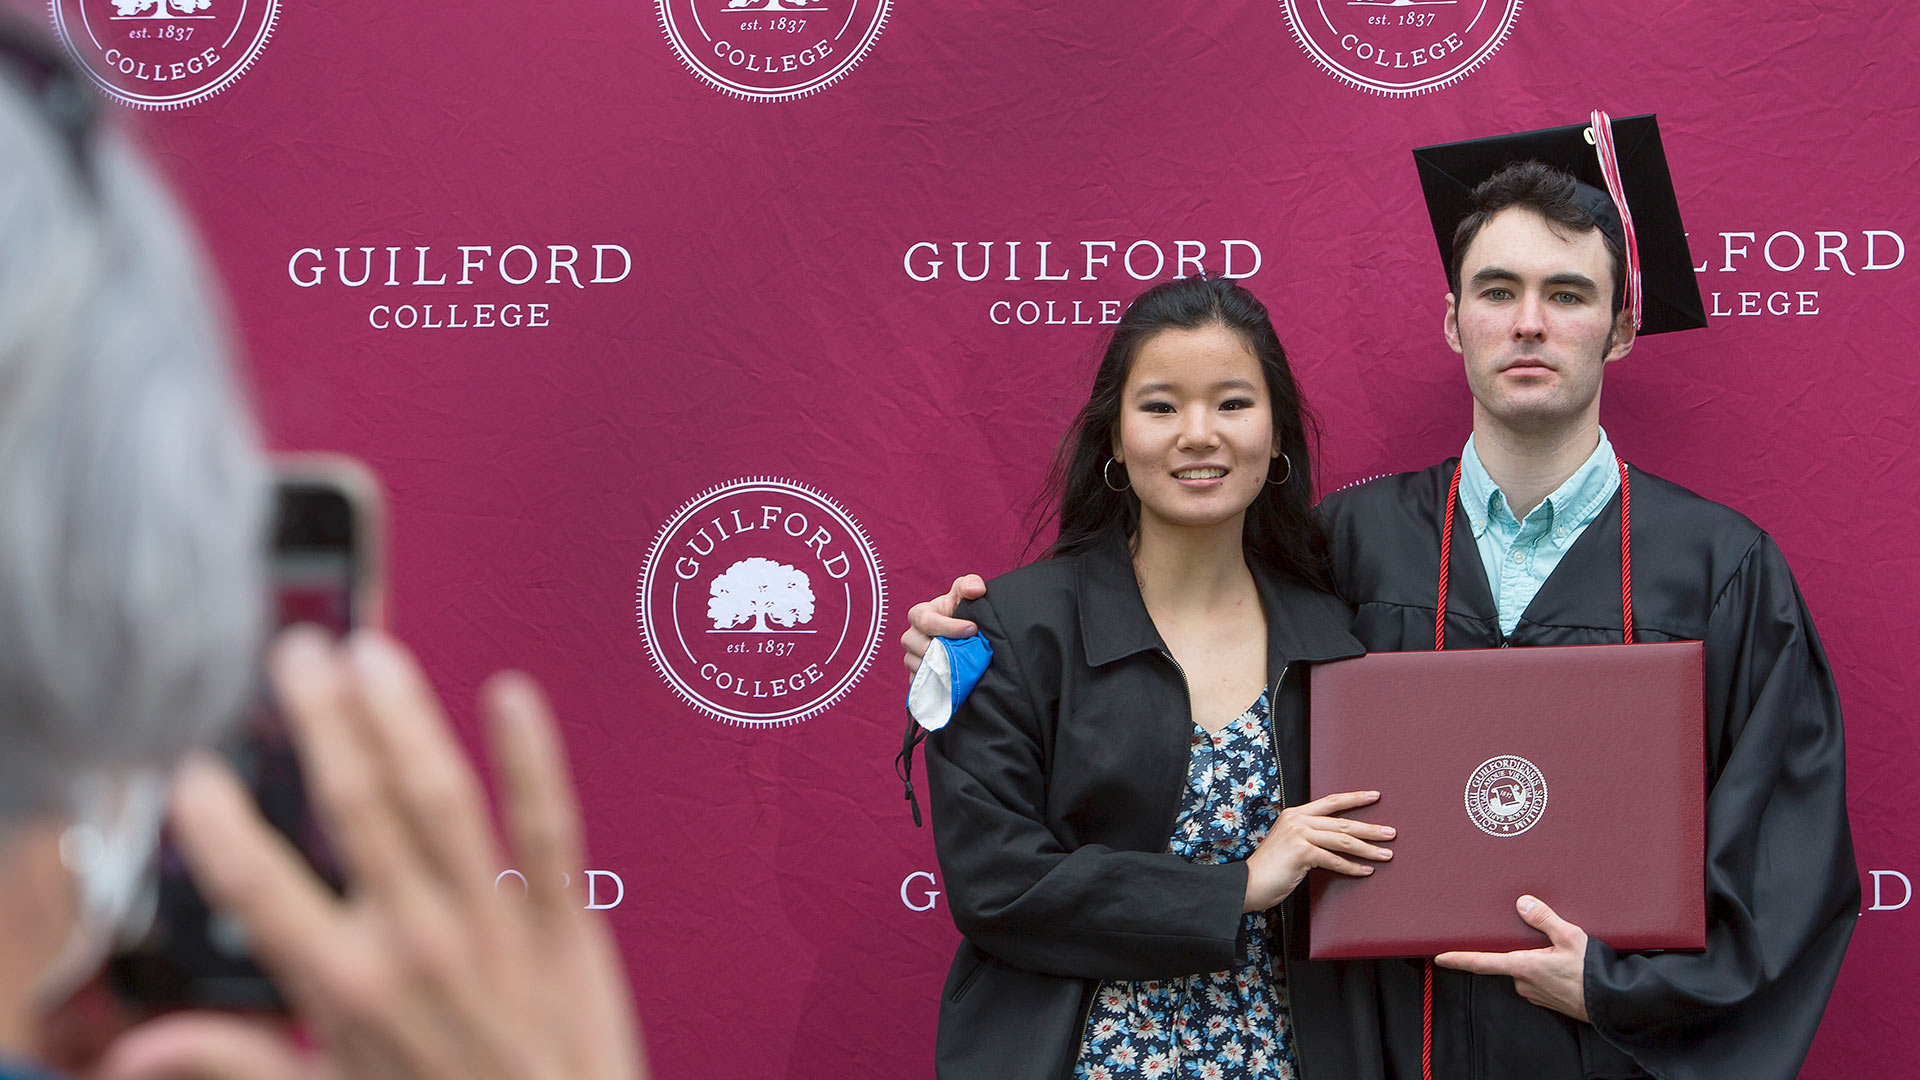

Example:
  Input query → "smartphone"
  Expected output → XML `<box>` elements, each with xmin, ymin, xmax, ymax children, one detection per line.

<box><xmin>107</xmin><ymin>455</ymin><xmax>384</xmax><ymax>1011</ymax></box>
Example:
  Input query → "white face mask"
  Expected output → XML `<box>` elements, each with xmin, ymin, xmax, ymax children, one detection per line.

<box><xmin>30</xmin><ymin>770</ymin><xmax>167</xmax><ymax>1008</ymax></box>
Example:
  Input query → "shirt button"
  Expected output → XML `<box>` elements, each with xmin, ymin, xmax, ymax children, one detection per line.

<box><xmin>1554</xmin><ymin>528</ymin><xmax>1566</xmax><ymax>539</ymax></box>
<box><xmin>1509</xmin><ymin>551</ymin><xmax>1525</xmax><ymax>564</ymax></box>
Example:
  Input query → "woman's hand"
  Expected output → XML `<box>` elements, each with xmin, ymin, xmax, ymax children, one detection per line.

<box><xmin>97</xmin><ymin>628</ymin><xmax>647</xmax><ymax>1080</ymax></box>
<box><xmin>1242</xmin><ymin>790</ymin><xmax>1395</xmax><ymax>912</ymax></box>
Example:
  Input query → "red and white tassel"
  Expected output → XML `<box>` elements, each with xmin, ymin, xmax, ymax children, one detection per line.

<box><xmin>1589</xmin><ymin>109</ymin><xmax>1643</xmax><ymax>331</ymax></box>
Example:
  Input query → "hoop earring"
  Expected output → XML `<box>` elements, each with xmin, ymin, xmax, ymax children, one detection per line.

<box><xmin>1268</xmin><ymin>454</ymin><xmax>1293</xmax><ymax>487</ymax></box>
<box><xmin>1103</xmin><ymin>458</ymin><xmax>1130</xmax><ymax>492</ymax></box>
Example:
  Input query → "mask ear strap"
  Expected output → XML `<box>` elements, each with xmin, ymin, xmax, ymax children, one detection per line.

<box><xmin>895</xmin><ymin>721</ymin><xmax>927</xmax><ymax>828</ymax></box>
<box><xmin>82</xmin><ymin>772</ymin><xmax>167</xmax><ymax>928</ymax></box>
<box><xmin>35</xmin><ymin>770</ymin><xmax>167</xmax><ymax>1004</ymax></box>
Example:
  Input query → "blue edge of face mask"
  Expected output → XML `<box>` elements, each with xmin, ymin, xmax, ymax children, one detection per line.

<box><xmin>898</xmin><ymin>635</ymin><xmax>994</xmax><ymax>828</ymax></box>
<box><xmin>906</xmin><ymin>635</ymin><xmax>994</xmax><ymax>731</ymax></box>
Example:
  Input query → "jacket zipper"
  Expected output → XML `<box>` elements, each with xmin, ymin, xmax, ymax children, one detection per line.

<box><xmin>1067</xmin><ymin>985</ymin><xmax>1097</xmax><ymax>1080</ymax></box>
<box><xmin>1156</xmin><ymin>649</ymin><xmax>1199</xmax><ymax>845</ymax></box>
<box><xmin>1327</xmin><ymin>471</ymin><xmax>1395</xmax><ymax>495</ymax></box>
<box><xmin>1158</xmin><ymin>651</ymin><xmax>1306</xmax><ymax>1076</ymax></box>
<box><xmin>1141</xmin><ymin>654</ymin><xmax>1313</xmax><ymax>1074</ymax></box>
<box><xmin>1267</xmin><ymin>664</ymin><xmax>1306</xmax><ymax>1078</ymax></box>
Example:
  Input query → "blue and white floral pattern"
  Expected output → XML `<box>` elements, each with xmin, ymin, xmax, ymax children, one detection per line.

<box><xmin>1074</xmin><ymin>692</ymin><xmax>1296</xmax><ymax>1080</ymax></box>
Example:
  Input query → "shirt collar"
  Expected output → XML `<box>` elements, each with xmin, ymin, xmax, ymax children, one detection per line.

<box><xmin>1076</xmin><ymin>534</ymin><xmax>1363</xmax><ymax>668</ymax></box>
<box><xmin>1458</xmin><ymin>429</ymin><xmax>1620</xmax><ymax>546</ymax></box>
<box><xmin>1458</xmin><ymin>436</ymin><xmax>1501</xmax><ymax>539</ymax></box>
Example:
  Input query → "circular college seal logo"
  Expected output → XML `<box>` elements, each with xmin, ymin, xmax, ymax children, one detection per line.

<box><xmin>1278</xmin><ymin>0</ymin><xmax>1522</xmax><ymax>98</ymax></box>
<box><xmin>656</xmin><ymin>0</ymin><xmax>889</xmax><ymax>102</ymax></box>
<box><xmin>637</xmin><ymin>477</ymin><xmax>886</xmax><ymax>727</ymax></box>
<box><xmin>49</xmin><ymin>0</ymin><xmax>278</xmax><ymax>111</ymax></box>
<box><xmin>1463</xmin><ymin>755</ymin><xmax>1547</xmax><ymax>837</ymax></box>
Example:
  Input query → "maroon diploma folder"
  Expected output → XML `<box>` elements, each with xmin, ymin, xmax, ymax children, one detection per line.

<box><xmin>1307</xmin><ymin>642</ymin><xmax>1705</xmax><ymax>958</ymax></box>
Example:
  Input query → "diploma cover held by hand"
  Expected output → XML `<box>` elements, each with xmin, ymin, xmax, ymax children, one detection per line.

<box><xmin>1307</xmin><ymin>642</ymin><xmax>1705</xmax><ymax>958</ymax></box>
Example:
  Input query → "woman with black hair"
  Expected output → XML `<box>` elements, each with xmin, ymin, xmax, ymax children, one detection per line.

<box><xmin>920</xmin><ymin>275</ymin><xmax>1395</xmax><ymax>1080</ymax></box>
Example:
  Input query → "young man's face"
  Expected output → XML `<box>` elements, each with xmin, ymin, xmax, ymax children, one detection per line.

<box><xmin>1444</xmin><ymin>206</ymin><xmax>1636</xmax><ymax>440</ymax></box>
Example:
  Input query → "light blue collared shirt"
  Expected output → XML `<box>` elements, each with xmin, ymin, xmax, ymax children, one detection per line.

<box><xmin>1459</xmin><ymin>429</ymin><xmax>1620</xmax><ymax>637</ymax></box>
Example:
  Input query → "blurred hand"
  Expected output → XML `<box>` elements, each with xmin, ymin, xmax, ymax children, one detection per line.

<box><xmin>900</xmin><ymin>574</ymin><xmax>987</xmax><ymax>675</ymax></box>
<box><xmin>97</xmin><ymin>628</ymin><xmax>647</xmax><ymax>1080</ymax></box>
<box><xmin>1242</xmin><ymin>790</ymin><xmax>1394</xmax><ymax>913</ymax></box>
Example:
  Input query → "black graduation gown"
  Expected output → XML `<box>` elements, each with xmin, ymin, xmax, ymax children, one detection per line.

<box><xmin>1319</xmin><ymin>461</ymin><xmax>1858</xmax><ymax>1080</ymax></box>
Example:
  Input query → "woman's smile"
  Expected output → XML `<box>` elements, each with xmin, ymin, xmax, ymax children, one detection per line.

<box><xmin>1172</xmin><ymin>465</ymin><xmax>1231</xmax><ymax>489</ymax></box>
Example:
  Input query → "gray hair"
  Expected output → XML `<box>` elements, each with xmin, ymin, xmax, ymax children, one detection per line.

<box><xmin>0</xmin><ymin>72</ymin><xmax>268</xmax><ymax>818</ymax></box>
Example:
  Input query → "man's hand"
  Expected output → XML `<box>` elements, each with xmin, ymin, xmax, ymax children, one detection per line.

<box><xmin>1435</xmin><ymin>895</ymin><xmax>1590</xmax><ymax>1022</ymax></box>
<box><xmin>98</xmin><ymin>628</ymin><xmax>648</xmax><ymax>1080</ymax></box>
<box><xmin>900</xmin><ymin>574</ymin><xmax>986</xmax><ymax>674</ymax></box>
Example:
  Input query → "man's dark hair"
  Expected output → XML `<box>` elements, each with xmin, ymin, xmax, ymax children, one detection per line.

<box><xmin>1449</xmin><ymin>160</ymin><xmax>1627</xmax><ymax>318</ymax></box>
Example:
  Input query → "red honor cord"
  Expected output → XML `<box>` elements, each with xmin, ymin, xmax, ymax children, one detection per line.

<box><xmin>1425</xmin><ymin>457</ymin><xmax>1634</xmax><ymax>1078</ymax></box>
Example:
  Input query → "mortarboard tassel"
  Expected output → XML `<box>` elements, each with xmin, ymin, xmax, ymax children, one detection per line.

<box><xmin>1589</xmin><ymin>109</ymin><xmax>1644</xmax><ymax>330</ymax></box>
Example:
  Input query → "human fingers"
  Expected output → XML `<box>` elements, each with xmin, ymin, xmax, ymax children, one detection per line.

<box><xmin>1516</xmin><ymin>895</ymin><xmax>1586</xmax><ymax>950</ymax></box>
<box><xmin>346</xmin><ymin>633</ymin><xmax>505</xmax><ymax>894</ymax></box>
<box><xmin>1289</xmin><ymin>790</ymin><xmax>1383</xmax><ymax>817</ymax></box>
<box><xmin>273</xmin><ymin>635</ymin><xmax>498</xmax><ymax>1067</ymax></box>
<box><xmin>481</xmin><ymin>671</ymin><xmax>653</xmax><ymax>1080</ymax></box>
<box><xmin>913</xmin><ymin>577</ymin><xmax>984</xmax><ymax>639</ymax></box>
<box><xmin>96</xmin><ymin>1013</ymin><xmax>316</xmax><ymax>1080</ymax></box>
<box><xmin>907</xmin><ymin>600</ymin><xmax>977</xmax><ymax>641</ymax></box>
<box><xmin>270</xmin><ymin>627</ymin><xmax>411</xmax><ymax>899</ymax></box>
<box><xmin>1297</xmin><ymin>813</ymin><xmax>1397</xmax><ymax>844</ymax></box>
<box><xmin>1303</xmin><ymin>845</ymin><xmax>1377</xmax><ymax>877</ymax></box>
<box><xmin>1434</xmin><ymin>946</ymin><xmax>1551</xmax><ymax>975</ymax></box>
<box><xmin>1294</xmin><ymin>790</ymin><xmax>1382</xmax><ymax>816</ymax></box>
<box><xmin>1303</xmin><ymin>827</ymin><xmax>1395</xmax><ymax>862</ymax></box>
<box><xmin>1432</xmin><ymin>949</ymin><xmax>1521</xmax><ymax>975</ymax></box>
<box><xmin>171</xmin><ymin>757</ymin><xmax>453</xmax><ymax>1066</ymax></box>
<box><xmin>485</xmin><ymin>670</ymin><xmax>587</xmax><ymax>921</ymax></box>
<box><xmin>900</xmin><ymin>625</ymin><xmax>930</xmax><ymax>674</ymax></box>
<box><xmin>166</xmin><ymin>755</ymin><xmax>348</xmax><ymax>1000</ymax></box>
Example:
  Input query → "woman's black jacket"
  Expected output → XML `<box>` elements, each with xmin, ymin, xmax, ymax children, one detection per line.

<box><xmin>923</xmin><ymin>537</ymin><xmax>1395</xmax><ymax>1080</ymax></box>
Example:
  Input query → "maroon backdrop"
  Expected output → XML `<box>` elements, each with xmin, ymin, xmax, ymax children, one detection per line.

<box><xmin>36</xmin><ymin>0</ymin><xmax>1920</xmax><ymax>1076</ymax></box>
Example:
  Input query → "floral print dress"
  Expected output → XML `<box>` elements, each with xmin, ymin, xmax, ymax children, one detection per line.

<box><xmin>1073</xmin><ymin>691</ymin><xmax>1297</xmax><ymax>1080</ymax></box>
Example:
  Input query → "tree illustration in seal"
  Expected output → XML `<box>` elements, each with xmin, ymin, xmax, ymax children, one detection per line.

<box><xmin>724</xmin><ymin>0</ymin><xmax>829</xmax><ymax>10</ymax></box>
<box><xmin>113</xmin><ymin>0</ymin><xmax>215</xmax><ymax>18</ymax></box>
<box><xmin>708</xmin><ymin>558</ymin><xmax>816</xmax><ymax>633</ymax></box>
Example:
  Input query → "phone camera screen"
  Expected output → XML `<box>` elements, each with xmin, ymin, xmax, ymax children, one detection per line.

<box><xmin>109</xmin><ymin>480</ymin><xmax>363</xmax><ymax>1011</ymax></box>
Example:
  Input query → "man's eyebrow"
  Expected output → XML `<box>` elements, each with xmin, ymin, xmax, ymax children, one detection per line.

<box><xmin>1465</xmin><ymin>267</ymin><xmax>1602</xmax><ymax>293</ymax></box>
<box><xmin>1544</xmin><ymin>272</ymin><xmax>1601</xmax><ymax>292</ymax></box>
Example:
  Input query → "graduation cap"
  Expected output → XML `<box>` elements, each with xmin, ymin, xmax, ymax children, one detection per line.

<box><xmin>1413</xmin><ymin>112</ymin><xmax>1707</xmax><ymax>335</ymax></box>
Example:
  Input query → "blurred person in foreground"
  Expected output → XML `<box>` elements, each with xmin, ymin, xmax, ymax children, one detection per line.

<box><xmin>0</xmin><ymin>22</ymin><xmax>645</xmax><ymax>1080</ymax></box>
